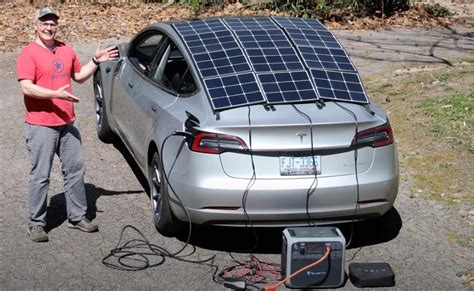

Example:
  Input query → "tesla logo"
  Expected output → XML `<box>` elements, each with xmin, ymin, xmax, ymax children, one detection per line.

<box><xmin>296</xmin><ymin>132</ymin><xmax>307</xmax><ymax>143</ymax></box>
<box><xmin>52</xmin><ymin>59</ymin><xmax>64</xmax><ymax>73</ymax></box>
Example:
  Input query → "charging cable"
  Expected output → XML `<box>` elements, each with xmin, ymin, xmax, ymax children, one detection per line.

<box><xmin>159</xmin><ymin>131</ymin><xmax>195</xmax><ymax>255</ymax></box>
<box><xmin>216</xmin><ymin>106</ymin><xmax>259</xmax><ymax>252</ymax></box>
<box><xmin>262</xmin><ymin>245</ymin><xmax>331</xmax><ymax>291</ymax></box>
<box><xmin>291</xmin><ymin>104</ymin><xmax>319</xmax><ymax>225</ymax></box>
<box><xmin>333</xmin><ymin>102</ymin><xmax>360</xmax><ymax>248</ymax></box>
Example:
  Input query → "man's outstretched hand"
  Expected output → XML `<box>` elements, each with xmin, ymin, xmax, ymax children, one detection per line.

<box><xmin>94</xmin><ymin>43</ymin><xmax>119</xmax><ymax>63</ymax></box>
<box><xmin>55</xmin><ymin>84</ymin><xmax>79</xmax><ymax>103</ymax></box>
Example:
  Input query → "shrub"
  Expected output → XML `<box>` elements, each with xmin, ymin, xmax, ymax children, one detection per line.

<box><xmin>426</xmin><ymin>3</ymin><xmax>452</xmax><ymax>17</ymax></box>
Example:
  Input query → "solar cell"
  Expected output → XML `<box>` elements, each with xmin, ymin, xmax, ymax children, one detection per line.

<box><xmin>204</xmin><ymin>73</ymin><xmax>266</xmax><ymax>110</ymax></box>
<box><xmin>257</xmin><ymin>71</ymin><xmax>318</xmax><ymax>104</ymax></box>
<box><xmin>310</xmin><ymin>69</ymin><xmax>369</xmax><ymax>103</ymax></box>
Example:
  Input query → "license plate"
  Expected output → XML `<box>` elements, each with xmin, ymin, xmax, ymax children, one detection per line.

<box><xmin>280</xmin><ymin>156</ymin><xmax>321</xmax><ymax>176</ymax></box>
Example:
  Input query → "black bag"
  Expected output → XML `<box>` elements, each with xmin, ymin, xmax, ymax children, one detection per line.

<box><xmin>349</xmin><ymin>262</ymin><xmax>395</xmax><ymax>288</ymax></box>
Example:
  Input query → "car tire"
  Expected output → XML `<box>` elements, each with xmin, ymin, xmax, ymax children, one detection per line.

<box><xmin>149</xmin><ymin>152</ymin><xmax>184</xmax><ymax>237</ymax></box>
<box><xmin>93</xmin><ymin>70</ymin><xmax>116</xmax><ymax>143</ymax></box>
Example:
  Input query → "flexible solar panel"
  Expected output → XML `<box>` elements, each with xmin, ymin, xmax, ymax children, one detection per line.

<box><xmin>203</xmin><ymin>73</ymin><xmax>265</xmax><ymax>109</ymax></box>
<box><xmin>273</xmin><ymin>16</ymin><xmax>368</xmax><ymax>103</ymax></box>
<box><xmin>310</xmin><ymin>69</ymin><xmax>368</xmax><ymax>103</ymax></box>
<box><xmin>173</xmin><ymin>19</ymin><xmax>251</xmax><ymax>79</ymax></box>
<box><xmin>174</xmin><ymin>19</ymin><xmax>266</xmax><ymax>110</ymax></box>
<box><xmin>257</xmin><ymin>71</ymin><xmax>318</xmax><ymax>104</ymax></box>
<box><xmin>223</xmin><ymin>18</ymin><xmax>320</xmax><ymax>104</ymax></box>
<box><xmin>174</xmin><ymin>17</ymin><xmax>370</xmax><ymax>110</ymax></box>
<box><xmin>225</xmin><ymin>19</ymin><xmax>303</xmax><ymax>74</ymax></box>
<box><xmin>272</xmin><ymin>17</ymin><xmax>356</xmax><ymax>72</ymax></box>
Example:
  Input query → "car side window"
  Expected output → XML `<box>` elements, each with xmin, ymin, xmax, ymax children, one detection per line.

<box><xmin>128</xmin><ymin>33</ymin><xmax>164</xmax><ymax>74</ymax></box>
<box><xmin>151</xmin><ymin>42</ymin><xmax>197</xmax><ymax>96</ymax></box>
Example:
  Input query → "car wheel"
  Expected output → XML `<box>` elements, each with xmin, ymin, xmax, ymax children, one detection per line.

<box><xmin>93</xmin><ymin>70</ymin><xmax>116</xmax><ymax>143</ymax></box>
<box><xmin>149</xmin><ymin>152</ymin><xmax>184</xmax><ymax>236</ymax></box>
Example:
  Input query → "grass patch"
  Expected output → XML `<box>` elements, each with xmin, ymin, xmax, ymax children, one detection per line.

<box><xmin>448</xmin><ymin>231</ymin><xmax>470</xmax><ymax>248</ymax></box>
<box><xmin>419</xmin><ymin>93</ymin><xmax>473</xmax><ymax>151</ymax></box>
<box><xmin>367</xmin><ymin>63</ymin><xmax>474</xmax><ymax>204</ymax></box>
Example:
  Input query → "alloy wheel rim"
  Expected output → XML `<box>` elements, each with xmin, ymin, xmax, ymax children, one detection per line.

<box><xmin>94</xmin><ymin>82</ymin><xmax>103</xmax><ymax>129</ymax></box>
<box><xmin>151</xmin><ymin>159</ymin><xmax>162</xmax><ymax>221</ymax></box>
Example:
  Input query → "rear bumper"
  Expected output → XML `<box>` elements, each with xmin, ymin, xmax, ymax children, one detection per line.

<box><xmin>166</xmin><ymin>144</ymin><xmax>399</xmax><ymax>226</ymax></box>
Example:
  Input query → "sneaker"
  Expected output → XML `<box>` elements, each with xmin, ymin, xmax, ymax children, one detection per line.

<box><xmin>67</xmin><ymin>218</ymin><xmax>98</xmax><ymax>233</ymax></box>
<box><xmin>28</xmin><ymin>226</ymin><xmax>49</xmax><ymax>242</ymax></box>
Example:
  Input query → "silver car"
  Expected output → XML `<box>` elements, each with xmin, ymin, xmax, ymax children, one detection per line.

<box><xmin>93</xmin><ymin>16</ymin><xmax>399</xmax><ymax>236</ymax></box>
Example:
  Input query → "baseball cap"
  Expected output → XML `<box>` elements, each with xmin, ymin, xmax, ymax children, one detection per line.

<box><xmin>35</xmin><ymin>6</ymin><xmax>59</xmax><ymax>21</ymax></box>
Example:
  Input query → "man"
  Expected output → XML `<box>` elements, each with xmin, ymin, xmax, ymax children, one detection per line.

<box><xmin>16</xmin><ymin>6</ymin><xmax>118</xmax><ymax>242</ymax></box>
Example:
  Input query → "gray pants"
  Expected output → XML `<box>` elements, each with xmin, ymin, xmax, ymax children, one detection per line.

<box><xmin>24</xmin><ymin>120</ymin><xmax>87</xmax><ymax>227</ymax></box>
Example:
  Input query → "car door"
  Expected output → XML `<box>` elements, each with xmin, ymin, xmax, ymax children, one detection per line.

<box><xmin>127</xmin><ymin>38</ymin><xmax>195</xmax><ymax>168</ymax></box>
<box><xmin>111</xmin><ymin>31</ymin><xmax>166</xmax><ymax>158</ymax></box>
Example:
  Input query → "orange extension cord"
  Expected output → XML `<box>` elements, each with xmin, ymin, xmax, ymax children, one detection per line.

<box><xmin>263</xmin><ymin>245</ymin><xmax>331</xmax><ymax>291</ymax></box>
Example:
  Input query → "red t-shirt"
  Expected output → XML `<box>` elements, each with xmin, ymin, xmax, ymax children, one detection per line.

<box><xmin>17</xmin><ymin>41</ymin><xmax>82</xmax><ymax>126</ymax></box>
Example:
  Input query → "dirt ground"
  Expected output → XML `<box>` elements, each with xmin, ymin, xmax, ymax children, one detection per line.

<box><xmin>0</xmin><ymin>3</ymin><xmax>473</xmax><ymax>290</ymax></box>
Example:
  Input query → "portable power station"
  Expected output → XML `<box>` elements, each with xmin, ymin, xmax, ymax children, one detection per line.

<box><xmin>281</xmin><ymin>226</ymin><xmax>346</xmax><ymax>289</ymax></box>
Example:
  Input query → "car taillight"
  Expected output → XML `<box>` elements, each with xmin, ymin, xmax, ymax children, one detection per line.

<box><xmin>353</xmin><ymin>122</ymin><xmax>394</xmax><ymax>148</ymax></box>
<box><xmin>191</xmin><ymin>132</ymin><xmax>248</xmax><ymax>154</ymax></box>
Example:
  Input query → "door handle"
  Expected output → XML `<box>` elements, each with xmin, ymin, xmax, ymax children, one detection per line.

<box><xmin>112</xmin><ymin>58</ymin><xmax>123</xmax><ymax>76</ymax></box>
<box><xmin>151</xmin><ymin>105</ymin><xmax>157</xmax><ymax>112</ymax></box>
<box><xmin>128</xmin><ymin>83</ymin><xmax>134</xmax><ymax>88</ymax></box>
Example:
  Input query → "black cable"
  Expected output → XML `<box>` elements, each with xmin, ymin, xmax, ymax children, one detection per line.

<box><xmin>333</xmin><ymin>102</ymin><xmax>360</xmax><ymax>249</ymax></box>
<box><xmin>216</xmin><ymin>106</ymin><xmax>259</xmax><ymax>253</ymax></box>
<box><xmin>240</xmin><ymin>106</ymin><xmax>259</xmax><ymax>250</ymax></box>
<box><xmin>159</xmin><ymin>133</ymin><xmax>194</xmax><ymax>256</ymax></box>
<box><xmin>102</xmin><ymin>225</ymin><xmax>222</xmax><ymax>283</ymax></box>
<box><xmin>102</xmin><ymin>132</ymin><xmax>225</xmax><ymax>283</ymax></box>
<box><xmin>346</xmin><ymin>246</ymin><xmax>363</xmax><ymax>262</ymax></box>
<box><xmin>291</xmin><ymin>104</ymin><xmax>319</xmax><ymax>225</ymax></box>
